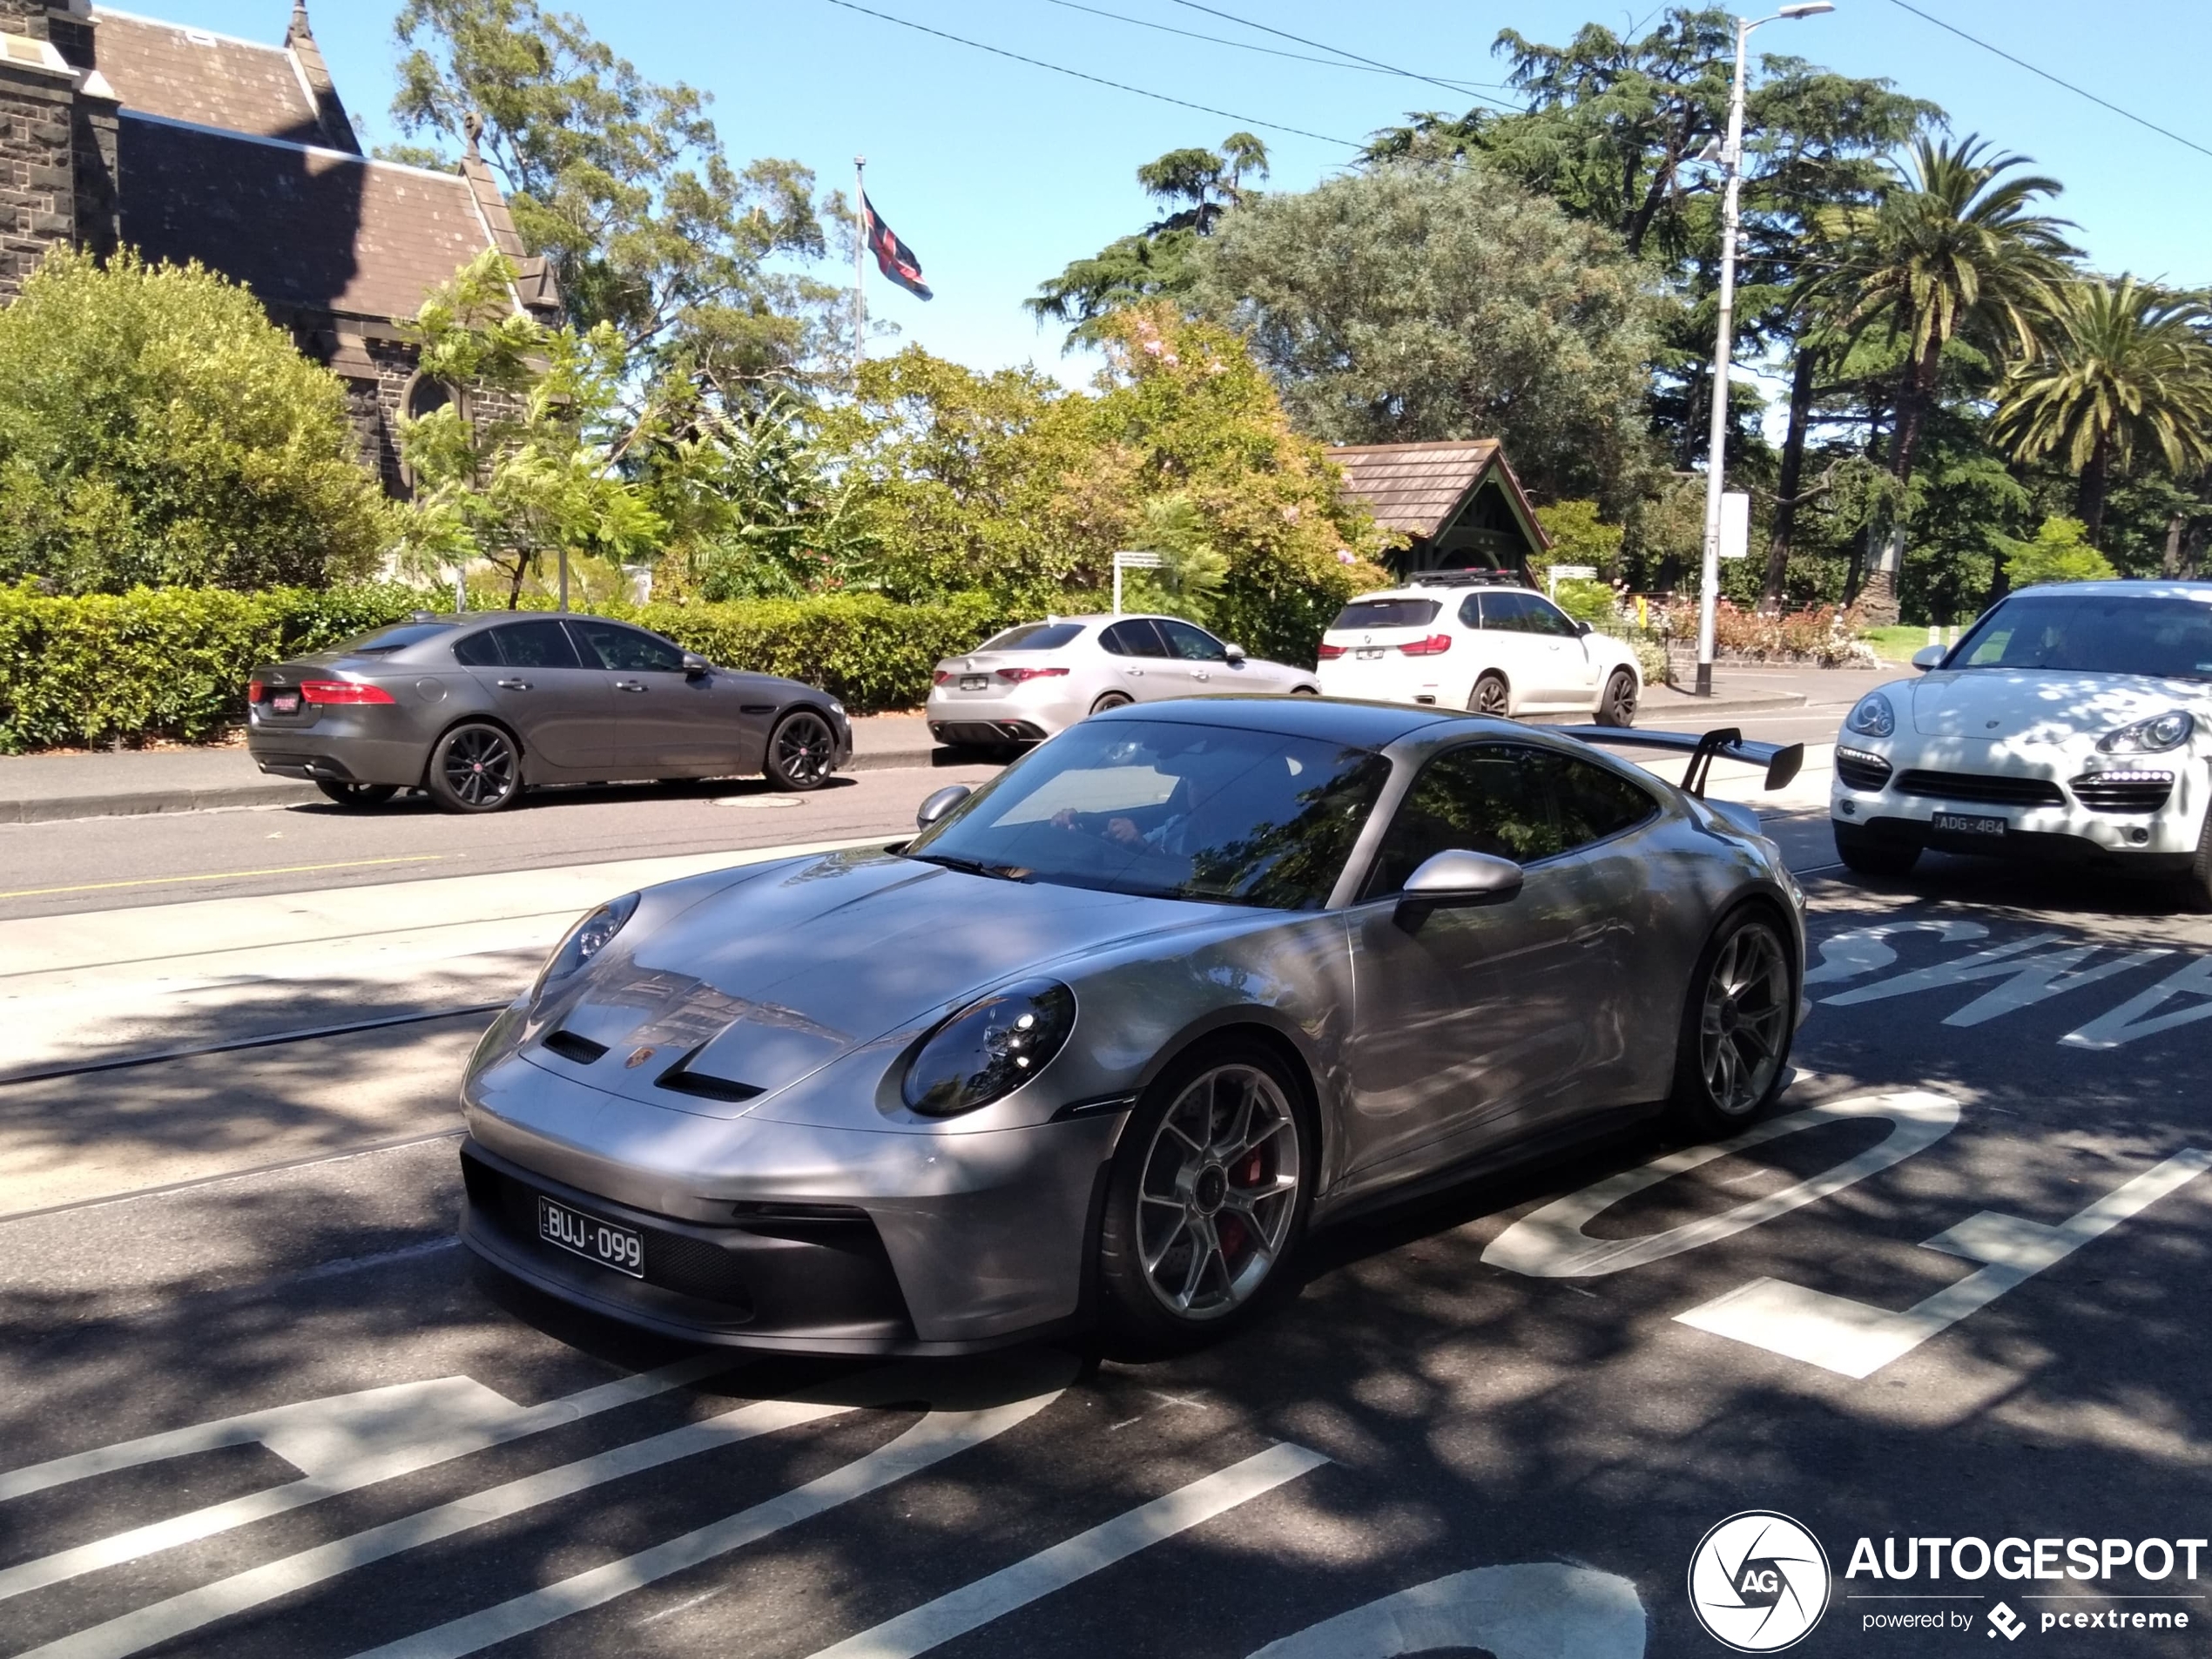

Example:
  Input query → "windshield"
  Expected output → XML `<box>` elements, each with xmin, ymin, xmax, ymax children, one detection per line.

<box><xmin>333</xmin><ymin>622</ymin><xmax>455</xmax><ymax>656</ymax></box>
<box><xmin>1330</xmin><ymin>598</ymin><xmax>1440</xmax><ymax>631</ymax></box>
<box><xmin>1949</xmin><ymin>592</ymin><xmax>2212</xmax><ymax>680</ymax></box>
<box><xmin>977</xmin><ymin>622</ymin><xmax>1085</xmax><ymax>651</ymax></box>
<box><xmin>906</xmin><ymin>718</ymin><xmax>1391</xmax><ymax>909</ymax></box>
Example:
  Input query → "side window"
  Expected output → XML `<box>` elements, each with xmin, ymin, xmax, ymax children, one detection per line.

<box><xmin>491</xmin><ymin>620</ymin><xmax>582</xmax><ymax>669</ymax></box>
<box><xmin>1157</xmin><ymin>619</ymin><xmax>1228</xmax><ymax>662</ymax></box>
<box><xmin>1480</xmin><ymin>591</ymin><xmax>1533</xmax><ymax>633</ymax></box>
<box><xmin>1524</xmin><ymin>597</ymin><xmax>1581</xmax><ymax>638</ymax></box>
<box><xmin>1102</xmin><ymin>618</ymin><xmax>1170</xmax><ymax>658</ymax></box>
<box><xmin>452</xmin><ymin>630</ymin><xmax>502</xmax><ymax>667</ymax></box>
<box><xmin>1363</xmin><ymin>745</ymin><xmax>1563</xmax><ymax>897</ymax></box>
<box><xmin>1457</xmin><ymin>594</ymin><xmax>1484</xmax><ymax>629</ymax></box>
<box><xmin>1533</xmin><ymin>752</ymin><xmax>1656</xmax><ymax>850</ymax></box>
<box><xmin>570</xmin><ymin>620</ymin><xmax>684</xmax><ymax>672</ymax></box>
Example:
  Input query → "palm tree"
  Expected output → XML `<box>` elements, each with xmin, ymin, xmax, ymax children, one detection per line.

<box><xmin>1993</xmin><ymin>275</ymin><xmax>2212</xmax><ymax>544</ymax></box>
<box><xmin>1811</xmin><ymin>136</ymin><xmax>2077</xmax><ymax>616</ymax></box>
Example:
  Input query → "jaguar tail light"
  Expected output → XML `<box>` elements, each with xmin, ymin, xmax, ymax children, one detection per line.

<box><xmin>932</xmin><ymin>670</ymin><xmax>954</xmax><ymax>685</ymax></box>
<box><xmin>1399</xmin><ymin>634</ymin><xmax>1453</xmax><ymax>657</ymax></box>
<box><xmin>995</xmin><ymin>667</ymin><xmax>1071</xmax><ymax>684</ymax></box>
<box><xmin>299</xmin><ymin>680</ymin><xmax>397</xmax><ymax>705</ymax></box>
<box><xmin>1316</xmin><ymin>643</ymin><xmax>1346</xmax><ymax>660</ymax></box>
<box><xmin>247</xmin><ymin>680</ymin><xmax>265</xmax><ymax>703</ymax></box>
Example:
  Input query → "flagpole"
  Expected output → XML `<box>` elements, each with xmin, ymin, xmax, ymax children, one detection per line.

<box><xmin>853</xmin><ymin>155</ymin><xmax>867</xmax><ymax>370</ymax></box>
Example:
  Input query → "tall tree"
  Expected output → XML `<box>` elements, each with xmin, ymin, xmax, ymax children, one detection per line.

<box><xmin>1992</xmin><ymin>275</ymin><xmax>2212</xmax><ymax>544</ymax></box>
<box><xmin>1027</xmin><ymin>133</ymin><xmax>1267</xmax><ymax>345</ymax></box>
<box><xmin>1810</xmin><ymin>135</ymin><xmax>2076</xmax><ymax>618</ymax></box>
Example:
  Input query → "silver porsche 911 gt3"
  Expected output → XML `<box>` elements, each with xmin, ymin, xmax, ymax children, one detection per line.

<box><xmin>458</xmin><ymin>697</ymin><xmax>1807</xmax><ymax>1354</ymax></box>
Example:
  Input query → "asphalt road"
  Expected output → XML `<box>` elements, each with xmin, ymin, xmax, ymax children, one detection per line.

<box><xmin>8</xmin><ymin>711</ymin><xmax>2209</xmax><ymax>1657</ymax></box>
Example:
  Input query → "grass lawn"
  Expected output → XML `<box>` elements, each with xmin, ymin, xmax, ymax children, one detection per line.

<box><xmin>1859</xmin><ymin>624</ymin><xmax>1956</xmax><ymax>662</ymax></box>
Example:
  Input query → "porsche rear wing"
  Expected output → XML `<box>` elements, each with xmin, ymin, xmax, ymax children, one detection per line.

<box><xmin>1555</xmin><ymin>725</ymin><xmax>1805</xmax><ymax>798</ymax></box>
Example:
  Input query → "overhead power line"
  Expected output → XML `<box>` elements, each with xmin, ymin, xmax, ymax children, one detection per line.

<box><xmin>1881</xmin><ymin>0</ymin><xmax>2212</xmax><ymax>164</ymax></box>
<box><xmin>818</xmin><ymin>0</ymin><xmax>1362</xmax><ymax>147</ymax></box>
<box><xmin>1043</xmin><ymin>0</ymin><xmax>1516</xmax><ymax>98</ymax></box>
<box><xmin>1167</xmin><ymin>0</ymin><xmax>1521</xmax><ymax>112</ymax></box>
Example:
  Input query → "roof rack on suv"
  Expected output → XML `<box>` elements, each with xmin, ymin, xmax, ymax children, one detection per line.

<box><xmin>1405</xmin><ymin>569</ymin><xmax>1532</xmax><ymax>589</ymax></box>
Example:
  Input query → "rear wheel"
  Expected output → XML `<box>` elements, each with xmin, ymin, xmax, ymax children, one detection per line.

<box><xmin>1668</xmin><ymin>907</ymin><xmax>1796</xmax><ymax>1138</ymax></box>
<box><xmin>1833</xmin><ymin>821</ymin><xmax>1920</xmax><ymax>878</ymax></box>
<box><xmin>1596</xmin><ymin>669</ymin><xmax>1638</xmax><ymax>728</ymax></box>
<box><xmin>1097</xmin><ymin>1040</ymin><xmax>1313</xmax><ymax>1352</ymax></box>
<box><xmin>314</xmin><ymin>780</ymin><xmax>397</xmax><ymax>809</ymax></box>
<box><xmin>1090</xmin><ymin>691</ymin><xmax>1133</xmax><ymax>714</ymax></box>
<box><xmin>1289</xmin><ymin>685</ymin><xmax>1320</xmax><ymax>695</ymax></box>
<box><xmin>1468</xmin><ymin>672</ymin><xmax>1510</xmax><ymax>717</ymax></box>
<box><xmin>765</xmin><ymin>710</ymin><xmax>836</xmax><ymax>791</ymax></box>
<box><xmin>426</xmin><ymin>724</ymin><xmax>522</xmax><ymax>814</ymax></box>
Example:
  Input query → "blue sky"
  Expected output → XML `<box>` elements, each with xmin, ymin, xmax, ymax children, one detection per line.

<box><xmin>136</xmin><ymin>0</ymin><xmax>2212</xmax><ymax>389</ymax></box>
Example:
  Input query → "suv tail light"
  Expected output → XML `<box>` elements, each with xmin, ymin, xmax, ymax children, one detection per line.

<box><xmin>1316</xmin><ymin>643</ymin><xmax>1346</xmax><ymax>660</ymax></box>
<box><xmin>299</xmin><ymin>680</ymin><xmax>397</xmax><ymax>705</ymax></box>
<box><xmin>995</xmin><ymin>667</ymin><xmax>1070</xmax><ymax>684</ymax></box>
<box><xmin>1399</xmin><ymin>634</ymin><xmax>1453</xmax><ymax>657</ymax></box>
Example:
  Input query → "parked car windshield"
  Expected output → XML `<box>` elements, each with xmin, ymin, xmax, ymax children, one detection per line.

<box><xmin>1951</xmin><ymin>593</ymin><xmax>2212</xmax><ymax>680</ymax></box>
<box><xmin>978</xmin><ymin>623</ymin><xmax>1085</xmax><ymax>651</ymax></box>
<box><xmin>331</xmin><ymin>622</ymin><xmax>455</xmax><ymax>656</ymax></box>
<box><xmin>906</xmin><ymin>718</ymin><xmax>1391</xmax><ymax>909</ymax></box>
<box><xmin>1330</xmin><ymin>598</ymin><xmax>1440</xmax><ymax>631</ymax></box>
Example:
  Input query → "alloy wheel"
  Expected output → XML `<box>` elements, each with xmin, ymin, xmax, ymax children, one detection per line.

<box><xmin>1602</xmin><ymin>671</ymin><xmax>1638</xmax><ymax>726</ymax></box>
<box><xmin>1698</xmin><ymin>920</ymin><xmax>1791</xmax><ymax>1116</ymax></box>
<box><xmin>770</xmin><ymin>711</ymin><xmax>834</xmax><ymax>789</ymax></box>
<box><xmin>439</xmin><ymin>727</ymin><xmax>516</xmax><ymax>809</ymax></box>
<box><xmin>1135</xmin><ymin>1063</ymin><xmax>1302</xmax><ymax>1320</ymax></box>
<box><xmin>1471</xmin><ymin>675</ymin><xmax>1509</xmax><ymax>717</ymax></box>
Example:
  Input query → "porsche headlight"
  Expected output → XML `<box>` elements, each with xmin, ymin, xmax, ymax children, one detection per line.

<box><xmin>902</xmin><ymin>979</ymin><xmax>1076</xmax><ymax>1117</ymax></box>
<box><xmin>534</xmin><ymin>892</ymin><xmax>639</xmax><ymax>995</ymax></box>
<box><xmin>1845</xmin><ymin>691</ymin><xmax>1896</xmax><ymax>738</ymax></box>
<box><xmin>2097</xmin><ymin>710</ymin><xmax>2195</xmax><ymax>755</ymax></box>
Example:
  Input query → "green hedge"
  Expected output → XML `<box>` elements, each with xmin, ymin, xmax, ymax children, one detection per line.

<box><xmin>0</xmin><ymin>583</ymin><xmax>1022</xmax><ymax>752</ymax></box>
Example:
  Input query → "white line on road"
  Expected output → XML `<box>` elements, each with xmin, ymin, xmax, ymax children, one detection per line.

<box><xmin>803</xmin><ymin>1441</ymin><xmax>1330</xmax><ymax>1659</ymax></box>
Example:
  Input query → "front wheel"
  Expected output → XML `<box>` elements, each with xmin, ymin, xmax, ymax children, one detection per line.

<box><xmin>1667</xmin><ymin>907</ymin><xmax>1797</xmax><ymax>1139</ymax></box>
<box><xmin>1596</xmin><ymin>668</ymin><xmax>1638</xmax><ymax>727</ymax></box>
<box><xmin>426</xmin><ymin>724</ymin><xmax>522</xmax><ymax>813</ymax></box>
<box><xmin>2181</xmin><ymin>807</ymin><xmax>2212</xmax><ymax>914</ymax></box>
<box><xmin>1090</xmin><ymin>690</ymin><xmax>1134</xmax><ymax>714</ymax></box>
<box><xmin>315</xmin><ymin>780</ymin><xmax>397</xmax><ymax>808</ymax></box>
<box><xmin>765</xmin><ymin>709</ymin><xmax>836</xmax><ymax>791</ymax></box>
<box><xmin>1096</xmin><ymin>1041</ymin><xmax>1313</xmax><ymax>1352</ymax></box>
<box><xmin>1289</xmin><ymin>685</ymin><xmax>1320</xmax><ymax>696</ymax></box>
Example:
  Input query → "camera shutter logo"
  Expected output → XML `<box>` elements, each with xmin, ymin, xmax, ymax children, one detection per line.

<box><xmin>1688</xmin><ymin>1511</ymin><xmax>1831</xmax><ymax>1652</ymax></box>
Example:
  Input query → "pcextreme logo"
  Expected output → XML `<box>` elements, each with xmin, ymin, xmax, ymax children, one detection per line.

<box><xmin>1689</xmin><ymin>1511</ymin><xmax>1832</xmax><ymax>1652</ymax></box>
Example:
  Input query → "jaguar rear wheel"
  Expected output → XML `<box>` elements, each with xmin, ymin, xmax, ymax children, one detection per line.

<box><xmin>426</xmin><ymin>724</ymin><xmax>521</xmax><ymax>814</ymax></box>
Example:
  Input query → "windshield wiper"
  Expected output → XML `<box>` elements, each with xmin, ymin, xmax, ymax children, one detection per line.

<box><xmin>907</xmin><ymin>853</ymin><xmax>1031</xmax><ymax>882</ymax></box>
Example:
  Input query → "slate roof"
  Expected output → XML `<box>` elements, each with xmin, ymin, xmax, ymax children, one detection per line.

<box><xmin>91</xmin><ymin>8</ymin><xmax>356</xmax><ymax>152</ymax></box>
<box><xmin>117</xmin><ymin>114</ymin><xmax>501</xmax><ymax>323</ymax></box>
<box><xmin>1328</xmin><ymin>440</ymin><xmax>1505</xmax><ymax>538</ymax></box>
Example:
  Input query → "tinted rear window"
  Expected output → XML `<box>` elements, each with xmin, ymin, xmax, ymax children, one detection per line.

<box><xmin>979</xmin><ymin>623</ymin><xmax>1085</xmax><ymax>651</ymax></box>
<box><xmin>333</xmin><ymin>623</ymin><xmax>455</xmax><ymax>656</ymax></box>
<box><xmin>1331</xmin><ymin>599</ymin><xmax>1440</xmax><ymax>631</ymax></box>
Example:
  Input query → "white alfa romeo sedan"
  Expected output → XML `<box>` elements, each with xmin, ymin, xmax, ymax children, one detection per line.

<box><xmin>1315</xmin><ymin>576</ymin><xmax>1643</xmax><ymax>725</ymax></box>
<box><xmin>1831</xmin><ymin>581</ymin><xmax>2212</xmax><ymax>909</ymax></box>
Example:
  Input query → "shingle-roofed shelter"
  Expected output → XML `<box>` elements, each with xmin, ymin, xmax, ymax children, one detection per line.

<box><xmin>1329</xmin><ymin>439</ymin><xmax>1552</xmax><ymax>580</ymax></box>
<box><xmin>0</xmin><ymin>0</ymin><xmax>560</xmax><ymax>492</ymax></box>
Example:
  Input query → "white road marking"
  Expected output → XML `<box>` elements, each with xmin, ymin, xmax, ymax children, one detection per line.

<box><xmin>1244</xmin><ymin>1562</ymin><xmax>1646</xmax><ymax>1658</ymax></box>
<box><xmin>1821</xmin><ymin>934</ymin><xmax>2172</xmax><ymax>1028</ymax></box>
<box><xmin>344</xmin><ymin>1389</ymin><xmax>1065</xmax><ymax>1659</ymax></box>
<box><xmin>2063</xmin><ymin>955</ymin><xmax>2212</xmax><ymax>1049</ymax></box>
<box><xmin>1481</xmin><ymin>1092</ymin><xmax>1959</xmax><ymax>1278</ymax></box>
<box><xmin>20</xmin><ymin>1393</ymin><xmax>852</xmax><ymax>1659</ymax></box>
<box><xmin>1804</xmin><ymin>920</ymin><xmax>1989</xmax><ymax>986</ymax></box>
<box><xmin>802</xmin><ymin>1442</ymin><xmax>1328</xmax><ymax>1659</ymax></box>
<box><xmin>0</xmin><ymin>1358</ymin><xmax>729</xmax><ymax>1601</ymax></box>
<box><xmin>1676</xmin><ymin>1150</ymin><xmax>2211</xmax><ymax>1379</ymax></box>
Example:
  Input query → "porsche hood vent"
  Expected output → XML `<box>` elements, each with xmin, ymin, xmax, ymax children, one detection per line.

<box><xmin>656</xmin><ymin>1046</ymin><xmax>765</xmax><ymax>1104</ymax></box>
<box><xmin>542</xmin><ymin>1029</ymin><xmax>610</xmax><ymax>1065</ymax></box>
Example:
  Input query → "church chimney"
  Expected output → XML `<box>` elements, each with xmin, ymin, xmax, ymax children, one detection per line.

<box><xmin>285</xmin><ymin>3</ymin><xmax>361</xmax><ymax>154</ymax></box>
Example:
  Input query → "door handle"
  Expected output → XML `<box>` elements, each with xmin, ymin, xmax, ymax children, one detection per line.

<box><xmin>614</xmin><ymin>679</ymin><xmax>646</xmax><ymax>692</ymax></box>
<box><xmin>496</xmin><ymin>678</ymin><xmax>531</xmax><ymax>691</ymax></box>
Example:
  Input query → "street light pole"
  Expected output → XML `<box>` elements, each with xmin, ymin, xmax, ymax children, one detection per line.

<box><xmin>1694</xmin><ymin>1</ymin><xmax>1833</xmax><ymax>697</ymax></box>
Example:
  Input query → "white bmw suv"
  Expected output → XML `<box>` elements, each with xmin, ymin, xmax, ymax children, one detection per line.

<box><xmin>1315</xmin><ymin>575</ymin><xmax>1643</xmax><ymax>724</ymax></box>
<box><xmin>1831</xmin><ymin>581</ymin><xmax>2212</xmax><ymax>909</ymax></box>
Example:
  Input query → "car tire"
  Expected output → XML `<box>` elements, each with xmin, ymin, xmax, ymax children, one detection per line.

<box><xmin>425</xmin><ymin>723</ymin><xmax>523</xmax><ymax>814</ymax></box>
<box><xmin>1596</xmin><ymin>669</ymin><xmax>1638</xmax><ymax>728</ymax></box>
<box><xmin>1468</xmin><ymin>672</ymin><xmax>1510</xmax><ymax>718</ymax></box>
<box><xmin>764</xmin><ymin>709</ymin><xmax>837</xmax><ymax>791</ymax></box>
<box><xmin>1090</xmin><ymin>691</ymin><xmax>1134</xmax><ymax>714</ymax></box>
<box><xmin>314</xmin><ymin>780</ymin><xmax>397</xmax><ymax>808</ymax></box>
<box><xmin>1096</xmin><ymin>1037</ymin><xmax>1314</xmax><ymax>1352</ymax></box>
<box><xmin>1833</xmin><ymin>822</ymin><xmax>1920</xmax><ymax>878</ymax></box>
<box><xmin>1290</xmin><ymin>685</ymin><xmax>1320</xmax><ymax>696</ymax></box>
<box><xmin>2181</xmin><ymin>807</ymin><xmax>2212</xmax><ymax>914</ymax></box>
<box><xmin>1666</xmin><ymin>905</ymin><xmax>1797</xmax><ymax>1139</ymax></box>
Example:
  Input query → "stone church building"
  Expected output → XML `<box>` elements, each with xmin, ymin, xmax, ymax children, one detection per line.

<box><xmin>0</xmin><ymin>0</ymin><xmax>557</xmax><ymax>491</ymax></box>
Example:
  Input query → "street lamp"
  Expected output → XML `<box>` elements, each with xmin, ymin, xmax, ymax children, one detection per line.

<box><xmin>1693</xmin><ymin>0</ymin><xmax>1834</xmax><ymax>697</ymax></box>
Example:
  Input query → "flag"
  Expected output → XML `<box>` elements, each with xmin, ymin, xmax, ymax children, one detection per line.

<box><xmin>862</xmin><ymin>193</ymin><xmax>933</xmax><ymax>301</ymax></box>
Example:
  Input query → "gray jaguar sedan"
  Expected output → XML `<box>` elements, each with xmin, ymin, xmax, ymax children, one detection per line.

<box><xmin>459</xmin><ymin>696</ymin><xmax>1805</xmax><ymax>1353</ymax></box>
<box><xmin>246</xmin><ymin>612</ymin><xmax>852</xmax><ymax>812</ymax></box>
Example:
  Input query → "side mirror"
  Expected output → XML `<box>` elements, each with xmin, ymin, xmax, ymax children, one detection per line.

<box><xmin>682</xmin><ymin>652</ymin><xmax>711</xmax><ymax>680</ymax></box>
<box><xmin>916</xmin><ymin>784</ymin><xmax>973</xmax><ymax>831</ymax></box>
<box><xmin>1224</xmin><ymin>643</ymin><xmax>1247</xmax><ymax>664</ymax></box>
<box><xmin>1575</xmin><ymin>620</ymin><xmax>1594</xmax><ymax>637</ymax></box>
<box><xmin>1910</xmin><ymin>645</ymin><xmax>1946</xmax><ymax>671</ymax></box>
<box><xmin>1393</xmin><ymin>848</ymin><xmax>1523</xmax><ymax>930</ymax></box>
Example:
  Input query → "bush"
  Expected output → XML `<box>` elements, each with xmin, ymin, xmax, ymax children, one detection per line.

<box><xmin>0</xmin><ymin>583</ymin><xmax>1026</xmax><ymax>752</ymax></box>
<box><xmin>2004</xmin><ymin>516</ymin><xmax>2117</xmax><ymax>588</ymax></box>
<box><xmin>1649</xmin><ymin>597</ymin><xmax>1872</xmax><ymax>666</ymax></box>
